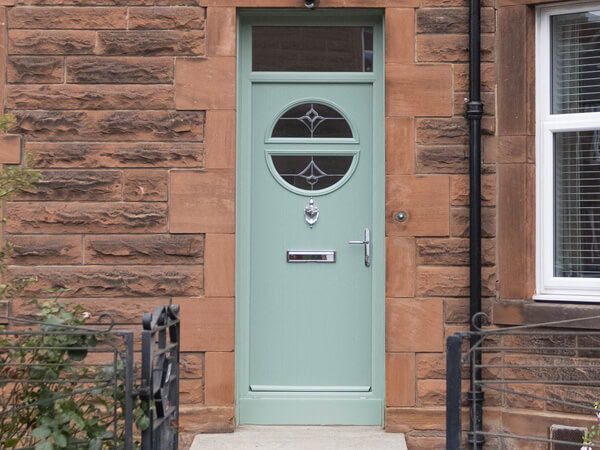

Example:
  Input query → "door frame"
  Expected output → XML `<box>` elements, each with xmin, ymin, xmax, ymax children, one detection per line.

<box><xmin>235</xmin><ymin>9</ymin><xmax>385</xmax><ymax>425</ymax></box>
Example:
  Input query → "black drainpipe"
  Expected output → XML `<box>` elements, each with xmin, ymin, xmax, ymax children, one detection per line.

<box><xmin>467</xmin><ymin>0</ymin><xmax>484</xmax><ymax>445</ymax></box>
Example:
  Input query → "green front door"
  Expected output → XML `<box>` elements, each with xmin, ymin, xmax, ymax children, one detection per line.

<box><xmin>237</xmin><ymin>11</ymin><xmax>384</xmax><ymax>425</ymax></box>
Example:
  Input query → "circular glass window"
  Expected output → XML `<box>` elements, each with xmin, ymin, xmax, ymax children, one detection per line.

<box><xmin>267</xmin><ymin>102</ymin><xmax>358</xmax><ymax>195</ymax></box>
<box><xmin>271</xmin><ymin>102</ymin><xmax>353</xmax><ymax>139</ymax></box>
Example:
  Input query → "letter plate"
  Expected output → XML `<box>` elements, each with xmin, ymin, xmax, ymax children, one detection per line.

<box><xmin>287</xmin><ymin>251</ymin><xmax>336</xmax><ymax>263</ymax></box>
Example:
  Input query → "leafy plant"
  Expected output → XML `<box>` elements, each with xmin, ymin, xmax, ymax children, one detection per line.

<box><xmin>0</xmin><ymin>113</ymin><xmax>16</xmax><ymax>134</ymax></box>
<box><xmin>0</xmin><ymin>299</ymin><xmax>149</xmax><ymax>449</ymax></box>
<box><xmin>582</xmin><ymin>401</ymin><xmax>600</xmax><ymax>449</ymax></box>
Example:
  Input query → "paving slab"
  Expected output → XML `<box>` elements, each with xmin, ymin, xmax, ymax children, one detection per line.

<box><xmin>190</xmin><ymin>426</ymin><xmax>407</xmax><ymax>449</ymax></box>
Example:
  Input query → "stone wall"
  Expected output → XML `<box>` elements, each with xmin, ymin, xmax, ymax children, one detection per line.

<box><xmin>0</xmin><ymin>0</ymin><xmax>502</xmax><ymax>447</ymax></box>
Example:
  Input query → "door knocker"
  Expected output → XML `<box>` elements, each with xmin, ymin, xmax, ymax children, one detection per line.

<box><xmin>304</xmin><ymin>197</ymin><xmax>319</xmax><ymax>228</ymax></box>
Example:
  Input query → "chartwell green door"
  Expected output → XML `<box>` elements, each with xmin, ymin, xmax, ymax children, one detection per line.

<box><xmin>237</xmin><ymin>11</ymin><xmax>384</xmax><ymax>425</ymax></box>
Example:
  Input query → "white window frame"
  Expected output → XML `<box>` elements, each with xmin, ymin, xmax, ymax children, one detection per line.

<box><xmin>536</xmin><ymin>1</ymin><xmax>600</xmax><ymax>302</ymax></box>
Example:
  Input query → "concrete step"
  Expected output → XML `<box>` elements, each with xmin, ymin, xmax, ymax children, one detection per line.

<box><xmin>190</xmin><ymin>426</ymin><xmax>407</xmax><ymax>449</ymax></box>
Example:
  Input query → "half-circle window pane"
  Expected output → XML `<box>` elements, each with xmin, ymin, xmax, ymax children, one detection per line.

<box><xmin>271</xmin><ymin>155</ymin><xmax>354</xmax><ymax>191</ymax></box>
<box><xmin>272</xmin><ymin>103</ymin><xmax>353</xmax><ymax>138</ymax></box>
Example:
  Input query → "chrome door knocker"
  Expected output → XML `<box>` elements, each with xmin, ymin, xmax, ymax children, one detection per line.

<box><xmin>304</xmin><ymin>197</ymin><xmax>319</xmax><ymax>228</ymax></box>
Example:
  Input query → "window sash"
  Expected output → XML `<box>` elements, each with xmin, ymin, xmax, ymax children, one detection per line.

<box><xmin>536</xmin><ymin>2</ymin><xmax>600</xmax><ymax>301</ymax></box>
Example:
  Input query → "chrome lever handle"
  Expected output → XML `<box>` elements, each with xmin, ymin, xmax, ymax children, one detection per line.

<box><xmin>348</xmin><ymin>228</ymin><xmax>370</xmax><ymax>267</ymax></box>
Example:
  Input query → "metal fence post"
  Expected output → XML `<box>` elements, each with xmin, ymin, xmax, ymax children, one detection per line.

<box><xmin>446</xmin><ymin>334</ymin><xmax>463</xmax><ymax>450</ymax></box>
<box><xmin>123</xmin><ymin>331</ymin><xmax>134</xmax><ymax>450</ymax></box>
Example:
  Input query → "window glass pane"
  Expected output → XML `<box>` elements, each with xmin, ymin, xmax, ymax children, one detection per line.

<box><xmin>253</xmin><ymin>27</ymin><xmax>373</xmax><ymax>72</ymax></box>
<box><xmin>554</xmin><ymin>131</ymin><xmax>600</xmax><ymax>277</ymax></box>
<box><xmin>272</xmin><ymin>102</ymin><xmax>353</xmax><ymax>138</ymax></box>
<box><xmin>271</xmin><ymin>155</ymin><xmax>354</xmax><ymax>191</ymax></box>
<box><xmin>552</xmin><ymin>10</ymin><xmax>600</xmax><ymax>114</ymax></box>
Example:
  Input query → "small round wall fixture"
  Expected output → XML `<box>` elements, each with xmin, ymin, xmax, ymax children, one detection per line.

<box><xmin>304</xmin><ymin>0</ymin><xmax>320</xmax><ymax>9</ymax></box>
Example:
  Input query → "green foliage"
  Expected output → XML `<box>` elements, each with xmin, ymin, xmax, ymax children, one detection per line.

<box><xmin>0</xmin><ymin>113</ymin><xmax>16</xmax><ymax>134</ymax></box>
<box><xmin>583</xmin><ymin>401</ymin><xmax>600</xmax><ymax>447</ymax></box>
<box><xmin>0</xmin><ymin>299</ymin><xmax>148</xmax><ymax>449</ymax></box>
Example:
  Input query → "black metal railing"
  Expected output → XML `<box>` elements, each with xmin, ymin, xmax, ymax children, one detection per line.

<box><xmin>140</xmin><ymin>304</ymin><xmax>180</xmax><ymax>450</ymax></box>
<box><xmin>0</xmin><ymin>313</ymin><xmax>135</xmax><ymax>449</ymax></box>
<box><xmin>447</xmin><ymin>313</ymin><xmax>600</xmax><ymax>449</ymax></box>
<box><xmin>0</xmin><ymin>303</ymin><xmax>180</xmax><ymax>450</ymax></box>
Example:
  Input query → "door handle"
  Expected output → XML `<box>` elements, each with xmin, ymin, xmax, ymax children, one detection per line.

<box><xmin>348</xmin><ymin>228</ymin><xmax>370</xmax><ymax>267</ymax></box>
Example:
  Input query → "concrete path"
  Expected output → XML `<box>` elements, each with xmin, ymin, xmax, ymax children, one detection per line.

<box><xmin>190</xmin><ymin>426</ymin><xmax>407</xmax><ymax>449</ymax></box>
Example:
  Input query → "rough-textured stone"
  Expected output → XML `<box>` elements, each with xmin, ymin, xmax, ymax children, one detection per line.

<box><xmin>15</xmin><ymin>169</ymin><xmax>122</xmax><ymax>201</ymax></box>
<box><xmin>454</xmin><ymin>62</ymin><xmax>495</xmax><ymax>92</ymax></box>
<box><xmin>6</xmin><ymin>202</ymin><xmax>168</xmax><ymax>233</ymax></box>
<box><xmin>417</xmin><ymin>118</ymin><xmax>469</xmax><ymax>145</ymax></box>
<box><xmin>66</xmin><ymin>56</ymin><xmax>173</xmax><ymax>83</ymax></box>
<box><xmin>416</xmin><ymin>146</ymin><xmax>468</xmax><ymax>173</ymax></box>
<box><xmin>13</xmin><ymin>297</ymin><xmax>170</xmax><ymax>324</ymax></box>
<box><xmin>180</xmin><ymin>352</ymin><xmax>203</xmax><ymax>379</ymax></box>
<box><xmin>8</xmin><ymin>56</ymin><xmax>63</xmax><ymax>83</ymax></box>
<box><xmin>417</xmin><ymin>266</ymin><xmax>496</xmax><ymax>297</ymax></box>
<box><xmin>122</xmin><ymin>169</ymin><xmax>167</xmax><ymax>201</ymax></box>
<box><xmin>96</xmin><ymin>30</ymin><xmax>204</xmax><ymax>56</ymax></box>
<box><xmin>416</xmin><ymin>238</ymin><xmax>496</xmax><ymax>266</ymax></box>
<box><xmin>129</xmin><ymin>6</ymin><xmax>205</xmax><ymax>29</ymax></box>
<box><xmin>179</xmin><ymin>406</ymin><xmax>234</xmax><ymax>433</ymax></box>
<box><xmin>8</xmin><ymin>6</ymin><xmax>126</xmax><ymax>29</ymax></box>
<box><xmin>6</xmin><ymin>84</ymin><xmax>175</xmax><ymax>110</ymax></box>
<box><xmin>417</xmin><ymin>33</ymin><xmax>494</xmax><ymax>62</ymax></box>
<box><xmin>28</xmin><ymin>141</ymin><xmax>204</xmax><ymax>168</ymax></box>
<box><xmin>417</xmin><ymin>353</ymin><xmax>446</xmax><ymax>379</ymax></box>
<box><xmin>404</xmin><ymin>433</ymin><xmax>446</xmax><ymax>450</ymax></box>
<box><xmin>451</xmin><ymin>174</ymin><xmax>495</xmax><ymax>206</ymax></box>
<box><xmin>7</xmin><ymin>235</ymin><xmax>82</xmax><ymax>264</ymax></box>
<box><xmin>417</xmin><ymin>8</ymin><xmax>495</xmax><ymax>34</ymax></box>
<box><xmin>179</xmin><ymin>379</ymin><xmax>203</xmax><ymax>404</ymax></box>
<box><xmin>13</xmin><ymin>110</ymin><xmax>204</xmax><ymax>141</ymax></box>
<box><xmin>85</xmin><ymin>234</ymin><xmax>203</xmax><ymax>264</ymax></box>
<box><xmin>450</xmin><ymin>206</ymin><xmax>496</xmax><ymax>238</ymax></box>
<box><xmin>8</xmin><ymin>265</ymin><xmax>202</xmax><ymax>298</ymax></box>
<box><xmin>19</xmin><ymin>0</ymin><xmax>198</xmax><ymax>5</ymax></box>
<box><xmin>386</xmin><ymin>407</ymin><xmax>466</xmax><ymax>433</ymax></box>
<box><xmin>8</xmin><ymin>30</ymin><xmax>96</xmax><ymax>55</ymax></box>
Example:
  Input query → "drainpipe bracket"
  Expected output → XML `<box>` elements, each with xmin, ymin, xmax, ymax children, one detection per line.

<box><xmin>466</xmin><ymin>101</ymin><xmax>484</xmax><ymax>119</ymax></box>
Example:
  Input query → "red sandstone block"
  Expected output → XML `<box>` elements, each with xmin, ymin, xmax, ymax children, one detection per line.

<box><xmin>386</xmin><ymin>175</ymin><xmax>450</xmax><ymax>237</ymax></box>
<box><xmin>386</xmin><ymin>353</ymin><xmax>415</xmax><ymax>407</ymax></box>
<box><xmin>122</xmin><ymin>169</ymin><xmax>167</xmax><ymax>201</ymax></box>
<box><xmin>175</xmin><ymin>57</ymin><xmax>235</xmax><ymax>110</ymax></box>
<box><xmin>129</xmin><ymin>7</ymin><xmax>205</xmax><ymax>30</ymax></box>
<box><xmin>8</xmin><ymin>30</ymin><xmax>96</xmax><ymax>55</ymax></box>
<box><xmin>205</xmin><ymin>352</ymin><xmax>234</xmax><ymax>405</ymax></box>
<box><xmin>386</xmin><ymin>64</ymin><xmax>452</xmax><ymax>117</ymax></box>
<box><xmin>169</xmin><ymin>170</ymin><xmax>235</xmax><ymax>234</ymax></box>
<box><xmin>8</xmin><ymin>7</ymin><xmax>126</xmax><ymax>29</ymax></box>
<box><xmin>0</xmin><ymin>134</ymin><xmax>20</xmax><ymax>164</ymax></box>
<box><xmin>8</xmin><ymin>56</ymin><xmax>63</xmax><ymax>83</ymax></box>
<box><xmin>207</xmin><ymin>7</ymin><xmax>235</xmax><ymax>57</ymax></box>
<box><xmin>204</xmin><ymin>234</ymin><xmax>235</xmax><ymax>297</ymax></box>
<box><xmin>177</xmin><ymin>297</ymin><xmax>234</xmax><ymax>352</ymax></box>
<box><xmin>386</xmin><ymin>298</ymin><xmax>444</xmax><ymax>352</ymax></box>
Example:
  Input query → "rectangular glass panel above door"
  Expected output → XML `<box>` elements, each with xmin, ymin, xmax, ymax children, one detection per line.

<box><xmin>237</xmin><ymin>10</ymin><xmax>385</xmax><ymax>425</ymax></box>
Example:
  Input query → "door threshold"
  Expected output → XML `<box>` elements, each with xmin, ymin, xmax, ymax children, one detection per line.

<box><xmin>190</xmin><ymin>426</ymin><xmax>407</xmax><ymax>450</ymax></box>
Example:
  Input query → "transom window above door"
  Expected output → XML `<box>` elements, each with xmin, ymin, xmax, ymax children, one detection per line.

<box><xmin>252</xmin><ymin>26</ymin><xmax>373</xmax><ymax>72</ymax></box>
